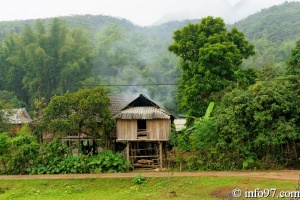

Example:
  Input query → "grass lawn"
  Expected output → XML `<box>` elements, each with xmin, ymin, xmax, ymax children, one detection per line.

<box><xmin>0</xmin><ymin>176</ymin><xmax>297</xmax><ymax>200</ymax></box>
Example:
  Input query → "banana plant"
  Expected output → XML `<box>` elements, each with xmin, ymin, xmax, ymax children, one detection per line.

<box><xmin>203</xmin><ymin>102</ymin><xmax>215</xmax><ymax>120</ymax></box>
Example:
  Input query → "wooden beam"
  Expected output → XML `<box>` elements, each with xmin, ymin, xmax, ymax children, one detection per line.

<box><xmin>116</xmin><ymin>139</ymin><xmax>169</xmax><ymax>142</ymax></box>
<box><xmin>130</xmin><ymin>155</ymin><xmax>159</xmax><ymax>158</ymax></box>
<box><xmin>132</xmin><ymin>164</ymin><xmax>159</xmax><ymax>168</ymax></box>
<box><xmin>60</xmin><ymin>138</ymin><xmax>101</xmax><ymax>141</ymax></box>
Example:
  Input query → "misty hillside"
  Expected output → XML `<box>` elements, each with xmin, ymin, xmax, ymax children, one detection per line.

<box><xmin>1</xmin><ymin>1</ymin><xmax>300</xmax><ymax>115</ymax></box>
<box><xmin>1</xmin><ymin>2</ymin><xmax>299</xmax><ymax>70</ymax></box>
<box><xmin>234</xmin><ymin>1</ymin><xmax>300</xmax><ymax>43</ymax></box>
<box><xmin>233</xmin><ymin>1</ymin><xmax>300</xmax><ymax>69</ymax></box>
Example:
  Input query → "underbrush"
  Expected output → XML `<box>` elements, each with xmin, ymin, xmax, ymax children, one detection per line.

<box><xmin>29</xmin><ymin>149</ymin><xmax>130</xmax><ymax>175</ymax></box>
<box><xmin>1</xmin><ymin>138</ymin><xmax>130</xmax><ymax>175</ymax></box>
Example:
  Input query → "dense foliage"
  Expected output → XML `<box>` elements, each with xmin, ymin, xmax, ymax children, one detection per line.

<box><xmin>286</xmin><ymin>40</ymin><xmax>300</xmax><ymax>76</ymax></box>
<box><xmin>0</xmin><ymin>134</ymin><xmax>130</xmax><ymax>175</ymax></box>
<box><xmin>0</xmin><ymin>125</ymin><xmax>39</xmax><ymax>174</ymax></box>
<box><xmin>43</xmin><ymin>87</ymin><xmax>113</xmax><ymax>139</ymax></box>
<box><xmin>32</xmin><ymin>150</ymin><xmax>130</xmax><ymax>174</ymax></box>
<box><xmin>0</xmin><ymin>18</ymin><xmax>93</xmax><ymax>110</ymax></box>
<box><xmin>191</xmin><ymin>77</ymin><xmax>300</xmax><ymax>170</ymax></box>
<box><xmin>171</xmin><ymin>47</ymin><xmax>300</xmax><ymax>170</ymax></box>
<box><xmin>169</xmin><ymin>16</ymin><xmax>255</xmax><ymax>121</ymax></box>
<box><xmin>29</xmin><ymin>141</ymin><xmax>130</xmax><ymax>175</ymax></box>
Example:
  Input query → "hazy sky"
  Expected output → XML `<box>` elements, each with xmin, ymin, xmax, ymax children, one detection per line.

<box><xmin>0</xmin><ymin>0</ymin><xmax>298</xmax><ymax>26</ymax></box>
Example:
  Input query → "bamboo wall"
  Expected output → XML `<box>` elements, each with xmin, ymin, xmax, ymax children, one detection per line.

<box><xmin>147</xmin><ymin>119</ymin><xmax>170</xmax><ymax>140</ymax></box>
<box><xmin>116</xmin><ymin>119</ymin><xmax>170</xmax><ymax>140</ymax></box>
<box><xmin>116</xmin><ymin>119</ymin><xmax>137</xmax><ymax>140</ymax></box>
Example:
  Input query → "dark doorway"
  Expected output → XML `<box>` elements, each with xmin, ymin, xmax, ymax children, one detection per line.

<box><xmin>137</xmin><ymin>119</ymin><xmax>147</xmax><ymax>138</ymax></box>
<box><xmin>137</xmin><ymin>119</ymin><xmax>146</xmax><ymax>130</ymax></box>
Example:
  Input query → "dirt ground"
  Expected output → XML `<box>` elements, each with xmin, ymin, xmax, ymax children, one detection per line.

<box><xmin>1</xmin><ymin>170</ymin><xmax>300</xmax><ymax>181</ymax></box>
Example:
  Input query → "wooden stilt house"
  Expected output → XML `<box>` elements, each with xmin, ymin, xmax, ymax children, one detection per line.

<box><xmin>114</xmin><ymin>94</ymin><xmax>174</xmax><ymax>169</ymax></box>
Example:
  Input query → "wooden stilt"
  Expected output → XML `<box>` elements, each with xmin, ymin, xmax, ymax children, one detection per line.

<box><xmin>126</xmin><ymin>142</ymin><xmax>130</xmax><ymax>162</ymax></box>
<box><xmin>126</xmin><ymin>142</ymin><xmax>131</xmax><ymax>171</ymax></box>
<box><xmin>159</xmin><ymin>141</ymin><xmax>163</xmax><ymax>169</ymax></box>
<box><xmin>130</xmin><ymin>142</ymin><xmax>134</xmax><ymax>163</ymax></box>
<box><xmin>164</xmin><ymin>142</ymin><xmax>168</xmax><ymax>168</ymax></box>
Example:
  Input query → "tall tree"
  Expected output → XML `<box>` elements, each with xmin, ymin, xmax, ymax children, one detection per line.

<box><xmin>169</xmin><ymin>16</ymin><xmax>255</xmax><ymax>120</ymax></box>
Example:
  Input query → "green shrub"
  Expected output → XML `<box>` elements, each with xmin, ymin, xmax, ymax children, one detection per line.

<box><xmin>0</xmin><ymin>132</ymin><xmax>10</xmax><ymax>173</ymax></box>
<box><xmin>57</xmin><ymin>154</ymin><xmax>89</xmax><ymax>174</ymax></box>
<box><xmin>29</xmin><ymin>140</ymin><xmax>73</xmax><ymax>174</ymax></box>
<box><xmin>133</xmin><ymin>174</ymin><xmax>145</xmax><ymax>185</ymax></box>
<box><xmin>40</xmin><ymin>139</ymin><xmax>70</xmax><ymax>163</ymax></box>
<box><xmin>7</xmin><ymin>134</ymin><xmax>39</xmax><ymax>174</ymax></box>
<box><xmin>88</xmin><ymin>150</ymin><xmax>130</xmax><ymax>173</ymax></box>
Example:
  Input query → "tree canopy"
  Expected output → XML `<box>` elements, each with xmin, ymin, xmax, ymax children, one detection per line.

<box><xmin>42</xmin><ymin>87</ymin><xmax>113</xmax><ymax>138</ymax></box>
<box><xmin>170</xmin><ymin>38</ymin><xmax>300</xmax><ymax>170</ymax></box>
<box><xmin>169</xmin><ymin>16</ymin><xmax>255</xmax><ymax>120</ymax></box>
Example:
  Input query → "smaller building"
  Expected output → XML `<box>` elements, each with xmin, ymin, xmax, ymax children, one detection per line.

<box><xmin>174</xmin><ymin>118</ymin><xmax>186</xmax><ymax>131</ymax></box>
<box><xmin>1</xmin><ymin>108</ymin><xmax>32</xmax><ymax>132</ymax></box>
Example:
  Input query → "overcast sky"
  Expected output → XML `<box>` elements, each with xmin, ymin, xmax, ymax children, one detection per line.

<box><xmin>0</xmin><ymin>0</ymin><xmax>298</xmax><ymax>26</ymax></box>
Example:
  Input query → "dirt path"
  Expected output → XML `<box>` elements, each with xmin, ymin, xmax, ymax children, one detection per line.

<box><xmin>1</xmin><ymin>170</ymin><xmax>300</xmax><ymax>181</ymax></box>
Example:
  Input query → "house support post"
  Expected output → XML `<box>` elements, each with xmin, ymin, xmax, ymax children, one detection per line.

<box><xmin>126</xmin><ymin>141</ymin><xmax>131</xmax><ymax>171</ymax></box>
<box><xmin>126</xmin><ymin>142</ymin><xmax>130</xmax><ymax>161</ymax></box>
<box><xmin>164</xmin><ymin>142</ymin><xmax>168</xmax><ymax>168</ymax></box>
<box><xmin>159</xmin><ymin>141</ymin><xmax>163</xmax><ymax>169</ymax></box>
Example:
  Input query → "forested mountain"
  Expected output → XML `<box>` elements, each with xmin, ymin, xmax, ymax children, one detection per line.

<box><xmin>233</xmin><ymin>1</ymin><xmax>300</xmax><ymax>70</ymax></box>
<box><xmin>0</xmin><ymin>16</ymin><xmax>198</xmax><ymax>116</ymax></box>
<box><xmin>0</xmin><ymin>1</ymin><xmax>300</xmax><ymax>117</ymax></box>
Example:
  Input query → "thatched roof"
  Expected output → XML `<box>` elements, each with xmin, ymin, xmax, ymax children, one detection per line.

<box><xmin>2</xmin><ymin>108</ymin><xmax>32</xmax><ymax>124</ymax></box>
<box><xmin>114</xmin><ymin>106</ymin><xmax>170</xmax><ymax>119</ymax></box>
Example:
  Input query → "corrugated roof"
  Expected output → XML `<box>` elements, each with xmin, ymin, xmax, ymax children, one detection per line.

<box><xmin>2</xmin><ymin>108</ymin><xmax>32</xmax><ymax>124</ymax></box>
<box><xmin>114</xmin><ymin>106</ymin><xmax>170</xmax><ymax>119</ymax></box>
<box><xmin>108</xmin><ymin>94</ymin><xmax>138</xmax><ymax>116</ymax></box>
